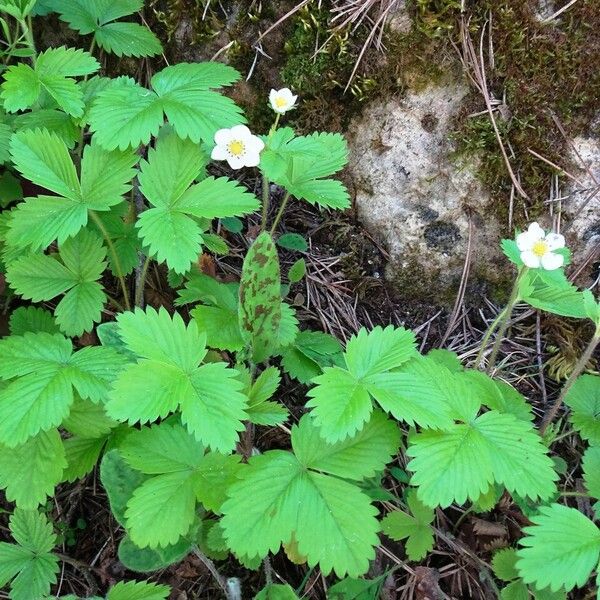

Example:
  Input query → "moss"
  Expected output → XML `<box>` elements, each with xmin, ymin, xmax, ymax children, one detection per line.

<box><xmin>451</xmin><ymin>0</ymin><xmax>600</xmax><ymax>222</ymax></box>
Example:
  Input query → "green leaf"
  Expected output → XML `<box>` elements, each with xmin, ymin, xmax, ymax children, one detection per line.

<box><xmin>63</xmin><ymin>435</ymin><xmax>107</xmax><ymax>482</ymax></box>
<box><xmin>0</xmin><ymin>170</ymin><xmax>22</xmax><ymax>206</ymax></box>
<box><xmin>0</xmin><ymin>332</ymin><xmax>124</xmax><ymax>446</ymax></box>
<box><xmin>327</xmin><ymin>577</ymin><xmax>383</xmax><ymax>600</ymax></box>
<box><xmin>277</xmin><ymin>233</ymin><xmax>308</xmax><ymax>252</ymax></box>
<box><xmin>1</xmin><ymin>47</ymin><xmax>99</xmax><ymax>116</ymax></box>
<box><xmin>107</xmin><ymin>580</ymin><xmax>171</xmax><ymax>600</ymax></box>
<box><xmin>0</xmin><ymin>509</ymin><xmax>59</xmax><ymax>600</ymax></box>
<box><xmin>500</xmin><ymin>581</ymin><xmax>529</xmax><ymax>600</ymax></box>
<box><xmin>293</xmin><ymin>411</ymin><xmax>399</xmax><ymax>481</ymax></box>
<box><xmin>100</xmin><ymin>449</ymin><xmax>147</xmax><ymax>527</ymax></box>
<box><xmin>118</xmin><ymin>534</ymin><xmax>192</xmax><ymax>573</ymax></box>
<box><xmin>381</xmin><ymin>489</ymin><xmax>434</xmax><ymax>561</ymax></box>
<box><xmin>583</xmin><ymin>445</ymin><xmax>600</xmax><ymax>499</ymax></box>
<box><xmin>520</xmin><ymin>269</ymin><xmax>587</xmax><ymax>319</ymax></box>
<box><xmin>137</xmin><ymin>132</ymin><xmax>257</xmax><ymax>273</ymax></box>
<box><xmin>63</xmin><ymin>396</ymin><xmax>117</xmax><ymax>438</ymax></box>
<box><xmin>239</xmin><ymin>232</ymin><xmax>282</xmax><ymax>363</ymax></box>
<box><xmin>564</xmin><ymin>374</ymin><xmax>600</xmax><ymax>444</ymax></box>
<box><xmin>288</xmin><ymin>258</ymin><xmax>306</xmax><ymax>283</ymax></box>
<box><xmin>255</xmin><ymin>584</ymin><xmax>299</xmax><ymax>600</ymax></box>
<box><xmin>517</xmin><ymin>503</ymin><xmax>600</xmax><ymax>593</ymax></box>
<box><xmin>261</xmin><ymin>131</ymin><xmax>349</xmax><ymax>209</ymax></box>
<box><xmin>0</xmin><ymin>0</ymin><xmax>36</xmax><ymax>19</ymax></box>
<box><xmin>6</xmin><ymin>229</ymin><xmax>107</xmax><ymax>336</ymax></box>
<box><xmin>492</xmin><ymin>548</ymin><xmax>520</xmax><ymax>582</ymax></box>
<box><xmin>95</xmin><ymin>22</ymin><xmax>162</xmax><ymax>57</ymax></box>
<box><xmin>8</xmin><ymin>306</ymin><xmax>59</xmax><ymax>335</ymax></box>
<box><xmin>191</xmin><ymin>305</ymin><xmax>244</xmax><ymax>351</ymax></box>
<box><xmin>345</xmin><ymin>326</ymin><xmax>417</xmax><ymax>378</ymax></box>
<box><xmin>246</xmin><ymin>367</ymin><xmax>288</xmax><ymax>426</ymax></box>
<box><xmin>89</xmin><ymin>63</ymin><xmax>243</xmax><ymax>150</ymax></box>
<box><xmin>222</xmin><ymin>450</ymin><xmax>379</xmax><ymax>578</ymax></box>
<box><xmin>0</xmin><ymin>430</ymin><xmax>66</xmax><ymax>508</ymax></box>
<box><xmin>12</xmin><ymin>109</ymin><xmax>79</xmax><ymax>147</ymax></box>
<box><xmin>407</xmin><ymin>411</ymin><xmax>557</xmax><ymax>508</ymax></box>
<box><xmin>7</xmin><ymin>130</ymin><xmax>137</xmax><ymax>251</ymax></box>
<box><xmin>107</xmin><ymin>308</ymin><xmax>247</xmax><ymax>452</ymax></box>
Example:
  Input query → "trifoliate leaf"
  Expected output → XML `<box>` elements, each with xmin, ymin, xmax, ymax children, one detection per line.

<box><xmin>7</xmin><ymin>130</ymin><xmax>138</xmax><ymax>251</ymax></box>
<box><xmin>49</xmin><ymin>0</ymin><xmax>162</xmax><ymax>57</ymax></box>
<box><xmin>117</xmin><ymin>423</ymin><xmax>239</xmax><ymax>548</ymax></box>
<box><xmin>89</xmin><ymin>63</ymin><xmax>243</xmax><ymax>150</ymax></box>
<box><xmin>0</xmin><ymin>509</ymin><xmax>59</xmax><ymax>600</ymax></box>
<box><xmin>0</xmin><ymin>332</ymin><xmax>125</xmax><ymax>446</ymax></box>
<box><xmin>1</xmin><ymin>46</ymin><xmax>98</xmax><ymax>116</ymax></box>
<box><xmin>221</xmin><ymin>448</ymin><xmax>379</xmax><ymax>577</ymax></box>
<box><xmin>381</xmin><ymin>489</ymin><xmax>434</xmax><ymax>561</ymax></box>
<box><xmin>239</xmin><ymin>232</ymin><xmax>282</xmax><ymax>363</ymax></box>
<box><xmin>517</xmin><ymin>503</ymin><xmax>600</xmax><ymax>592</ymax></box>
<box><xmin>8</xmin><ymin>306</ymin><xmax>59</xmax><ymax>335</ymax></box>
<box><xmin>6</xmin><ymin>228</ymin><xmax>107</xmax><ymax>336</ymax></box>
<box><xmin>107</xmin><ymin>308</ymin><xmax>247</xmax><ymax>452</ymax></box>
<box><xmin>564</xmin><ymin>374</ymin><xmax>600</xmax><ymax>444</ymax></box>
<box><xmin>137</xmin><ymin>132</ymin><xmax>257</xmax><ymax>273</ymax></box>
<box><xmin>261</xmin><ymin>131</ymin><xmax>349</xmax><ymax>209</ymax></box>
<box><xmin>107</xmin><ymin>580</ymin><xmax>171</xmax><ymax>600</ymax></box>
<box><xmin>407</xmin><ymin>411</ymin><xmax>557</xmax><ymax>508</ymax></box>
<box><xmin>520</xmin><ymin>269</ymin><xmax>587</xmax><ymax>319</ymax></box>
<box><xmin>0</xmin><ymin>430</ymin><xmax>66</xmax><ymax>508</ymax></box>
<box><xmin>307</xmin><ymin>327</ymin><xmax>432</xmax><ymax>442</ymax></box>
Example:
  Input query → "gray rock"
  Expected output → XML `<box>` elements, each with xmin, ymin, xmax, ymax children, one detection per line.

<box><xmin>347</xmin><ymin>81</ymin><xmax>503</xmax><ymax>301</ymax></box>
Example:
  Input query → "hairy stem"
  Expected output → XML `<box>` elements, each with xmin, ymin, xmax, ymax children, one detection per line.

<box><xmin>482</xmin><ymin>267</ymin><xmax>527</xmax><ymax>373</ymax></box>
<box><xmin>260</xmin><ymin>175</ymin><xmax>270</xmax><ymax>231</ymax></box>
<box><xmin>19</xmin><ymin>15</ymin><xmax>36</xmax><ymax>63</ymax></box>
<box><xmin>192</xmin><ymin>546</ymin><xmax>241</xmax><ymax>600</ymax></box>
<box><xmin>269</xmin><ymin>192</ymin><xmax>291</xmax><ymax>235</ymax></box>
<box><xmin>89</xmin><ymin>210</ymin><xmax>131</xmax><ymax>311</ymax></box>
<box><xmin>540</xmin><ymin>325</ymin><xmax>600</xmax><ymax>435</ymax></box>
<box><xmin>134</xmin><ymin>255</ymin><xmax>151</xmax><ymax>308</ymax></box>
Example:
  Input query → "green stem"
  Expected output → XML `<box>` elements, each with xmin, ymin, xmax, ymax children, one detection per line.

<box><xmin>269</xmin><ymin>192</ymin><xmax>291</xmax><ymax>235</ymax></box>
<box><xmin>560</xmin><ymin>491</ymin><xmax>589</xmax><ymax>498</ymax></box>
<box><xmin>483</xmin><ymin>267</ymin><xmax>527</xmax><ymax>373</ymax></box>
<box><xmin>89</xmin><ymin>210</ymin><xmax>131</xmax><ymax>311</ymax></box>
<box><xmin>18</xmin><ymin>16</ymin><xmax>35</xmax><ymax>64</ymax></box>
<box><xmin>474</xmin><ymin>309</ymin><xmax>506</xmax><ymax>367</ymax></box>
<box><xmin>260</xmin><ymin>175</ymin><xmax>270</xmax><ymax>231</ymax></box>
<box><xmin>540</xmin><ymin>324</ymin><xmax>600</xmax><ymax>435</ymax></box>
<box><xmin>134</xmin><ymin>255</ymin><xmax>151</xmax><ymax>307</ymax></box>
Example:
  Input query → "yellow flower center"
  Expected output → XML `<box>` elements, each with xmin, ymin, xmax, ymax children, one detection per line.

<box><xmin>274</xmin><ymin>96</ymin><xmax>288</xmax><ymax>108</ymax></box>
<box><xmin>532</xmin><ymin>240</ymin><xmax>549</xmax><ymax>257</ymax></box>
<box><xmin>228</xmin><ymin>140</ymin><xmax>245</xmax><ymax>156</ymax></box>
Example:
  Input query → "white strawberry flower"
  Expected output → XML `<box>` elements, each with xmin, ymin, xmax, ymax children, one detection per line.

<box><xmin>516</xmin><ymin>222</ymin><xmax>565</xmax><ymax>270</ymax></box>
<box><xmin>269</xmin><ymin>88</ymin><xmax>298</xmax><ymax>114</ymax></box>
<box><xmin>211</xmin><ymin>125</ymin><xmax>265</xmax><ymax>169</ymax></box>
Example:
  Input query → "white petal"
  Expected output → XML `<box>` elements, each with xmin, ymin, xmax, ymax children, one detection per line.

<box><xmin>211</xmin><ymin>145</ymin><xmax>228</xmax><ymax>160</ymax></box>
<box><xmin>279</xmin><ymin>88</ymin><xmax>294</xmax><ymax>100</ymax></box>
<box><xmin>527</xmin><ymin>222</ymin><xmax>545</xmax><ymax>238</ymax></box>
<box><xmin>544</xmin><ymin>232</ymin><xmax>565</xmax><ymax>250</ymax></box>
<box><xmin>269</xmin><ymin>89</ymin><xmax>278</xmax><ymax>103</ymax></box>
<box><xmin>247</xmin><ymin>135</ymin><xmax>265</xmax><ymax>153</ymax></box>
<box><xmin>520</xmin><ymin>250</ymin><xmax>541</xmax><ymax>268</ymax></box>
<box><xmin>214</xmin><ymin>128</ymin><xmax>231</xmax><ymax>145</ymax></box>
<box><xmin>226</xmin><ymin>155</ymin><xmax>246</xmax><ymax>170</ymax></box>
<box><xmin>516</xmin><ymin>230</ymin><xmax>536</xmax><ymax>251</ymax></box>
<box><xmin>243</xmin><ymin>150</ymin><xmax>261</xmax><ymax>168</ymax></box>
<box><xmin>230</xmin><ymin>124</ymin><xmax>251</xmax><ymax>138</ymax></box>
<box><xmin>540</xmin><ymin>251</ymin><xmax>564</xmax><ymax>270</ymax></box>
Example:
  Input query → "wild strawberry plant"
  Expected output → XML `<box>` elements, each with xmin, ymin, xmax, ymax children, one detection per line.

<box><xmin>0</xmin><ymin>1</ymin><xmax>599</xmax><ymax>599</ymax></box>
